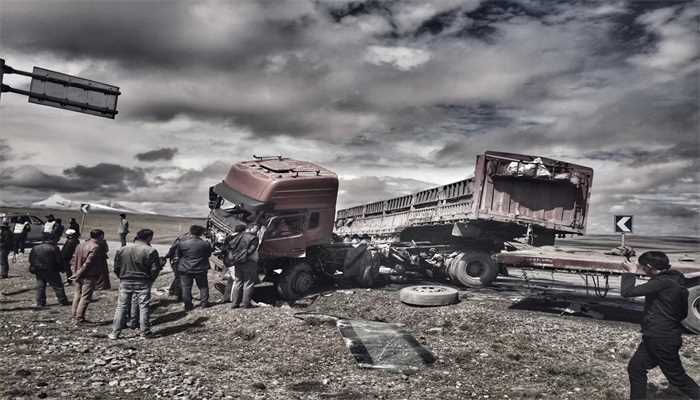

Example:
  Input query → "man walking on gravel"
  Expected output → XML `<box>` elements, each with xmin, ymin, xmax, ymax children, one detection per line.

<box><xmin>109</xmin><ymin>229</ymin><xmax>162</xmax><ymax>339</ymax></box>
<box><xmin>118</xmin><ymin>213</ymin><xmax>129</xmax><ymax>247</ymax></box>
<box><xmin>176</xmin><ymin>225</ymin><xmax>213</xmax><ymax>311</ymax></box>
<box><xmin>70</xmin><ymin>229</ymin><xmax>108</xmax><ymax>323</ymax></box>
<box><xmin>29</xmin><ymin>237</ymin><xmax>70</xmax><ymax>307</ymax></box>
<box><xmin>622</xmin><ymin>251</ymin><xmax>699</xmax><ymax>400</ymax></box>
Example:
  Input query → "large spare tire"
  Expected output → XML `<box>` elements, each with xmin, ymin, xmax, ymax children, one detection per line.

<box><xmin>682</xmin><ymin>285</ymin><xmax>700</xmax><ymax>334</ymax></box>
<box><xmin>452</xmin><ymin>251</ymin><xmax>498</xmax><ymax>287</ymax></box>
<box><xmin>399</xmin><ymin>285</ymin><xmax>459</xmax><ymax>306</ymax></box>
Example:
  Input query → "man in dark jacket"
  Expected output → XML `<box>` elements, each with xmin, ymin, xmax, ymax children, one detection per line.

<box><xmin>0</xmin><ymin>222</ymin><xmax>13</xmax><ymax>279</ymax></box>
<box><xmin>224</xmin><ymin>224</ymin><xmax>260</xmax><ymax>308</ymax></box>
<box><xmin>109</xmin><ymin>229</ymin><xmax>162</xmax><ymax>339</ymax></box>
<box><xmin>176</xmin><ymin>225</ymin><xmax>213</xmax><ymax>311</ymax></box>
<box><xmin>622</xmin><ymin>251</ymin><xmax>699</xmax><ymax>400</ymax></box>
<box><xmin>70</xmin><ymin>229</ymin><xmax>108</xmax><ymax>323</ymax></box>
<box><xmin>165</xmin><ymin>233</ymin><xmax>190</xmax><ymax>301</ymax></box>
<box><xmin>29</xmin><ymin>238</ymin><xmax>70</xmax><ymax>307</ymax></box>
<box><xmin>68</xmin><ymin>218</ymin><xmax>80</xmax><ymax>237</ymax></box>
<box><xmin>61</xmin><ymin>229</ymin><xmax>80</xmax><ymax>282</ymax></box>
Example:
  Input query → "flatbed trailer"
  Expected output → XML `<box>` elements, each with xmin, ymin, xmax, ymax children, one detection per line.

<box><xmin>494</xmin><ymin>247</ymin><xmax>700</xmax><ymax>333</ymax></box>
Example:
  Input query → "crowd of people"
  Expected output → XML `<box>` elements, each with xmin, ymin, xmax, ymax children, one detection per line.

<box><xmin>0</xmin><ymin>212</ymin><xmax>698</xmax><ymax>398</ymax></box>
<box><xmin>0</xmin><ymin>213</ymin><xmax>262</xmax><ymax>340</ymax></box>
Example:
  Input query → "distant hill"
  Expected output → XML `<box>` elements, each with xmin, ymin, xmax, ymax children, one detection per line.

<box><xmin>32</xmin><ymin>194</ymin><xmax>156</xmax><ymax>215</ymax></box>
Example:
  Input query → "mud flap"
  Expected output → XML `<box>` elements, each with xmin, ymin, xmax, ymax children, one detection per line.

<box><xmin>336</xmin><ymin>319</ymin><xmax>435</xmax><ymax>370</ymax></box>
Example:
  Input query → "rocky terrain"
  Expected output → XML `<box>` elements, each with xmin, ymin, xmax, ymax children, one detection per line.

<box><xmin>1</xmin><ymin>249</ymin><xmax>699</xmax><ymax>400</ymax></box>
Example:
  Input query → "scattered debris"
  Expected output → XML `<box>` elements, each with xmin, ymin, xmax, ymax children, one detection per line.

<box><xmin>336</xmin><ymin>319</ymin><xmax>435</xmax><ymax>370</ymax></box>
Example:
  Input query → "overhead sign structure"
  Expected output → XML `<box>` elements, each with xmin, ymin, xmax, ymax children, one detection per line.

<box><xmin>80</xmin><ymin>204</ymin><xmax>91</xmax><ymax>214</ymax></box>
<box><xmin>614</xmin><ymin>215</ymin><xmax>633</xmax><ymax>233</ymax></box>
<box><xmin>0</xmin><ymin>58</ymin><xmax>121</xmax><ymax>119</ymax></box>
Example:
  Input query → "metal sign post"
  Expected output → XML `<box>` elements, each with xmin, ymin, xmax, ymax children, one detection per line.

<box><xmin>614</xmin><ymin>215</ymin><xmax>633</xmax><ymax>247</ymax></box>
<box><xmin>80</xmin><ymin>203</ymin><xmax>90</xmax><ymax>234</ymax></box>
<box><xmin>0</xmin><ymin>58</ymin><xmax>120</xmax><ymax>118</ymax></box>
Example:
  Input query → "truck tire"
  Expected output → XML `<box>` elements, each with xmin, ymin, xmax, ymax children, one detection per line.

<box><xmin>682</xmin><ymin>285</ymin><xmax>700</xmax><ymax>334</ymax></box>
<box><xmin>399</xmin><ymin>285</ymin><xmax>459</xmax><ymax>306</ymax></box>
<box><xmin>452</xmin><ymin>251</ymin><xmax>498</xmax><ymax>287</ymax></box>
<box><xmin>277</xmin><ymin>263</ymin><xmax>315</xmax><ymax>300</ymax></box>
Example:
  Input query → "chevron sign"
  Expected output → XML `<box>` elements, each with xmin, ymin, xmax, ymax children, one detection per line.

<box><xmin>614</xmin><ymin>215</ymin><xmax>633</xmax><ymax>233</ymax></box>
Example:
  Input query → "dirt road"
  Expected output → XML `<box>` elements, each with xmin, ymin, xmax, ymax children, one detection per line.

<box><xmin>1</xmin><ymin>243</ymin><xmax>698</xmax><ymax>399</ymax></box>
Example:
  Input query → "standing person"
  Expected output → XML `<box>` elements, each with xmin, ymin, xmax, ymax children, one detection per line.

<box><xmin>70</xmin><ymin>229</ymin><xmax>108</xmax><ymax>324</ymax></box>
<box><xmin>164</xmin><ymin>233</ymin><xmax>189</xmax><ymax>301</ymax></box>
<box><xmin>109</xmin><ymin>229</ymin><xmax>162</xmax><ymax>339</ymax></box>
<box><xmin>176</xmin><ymin>225</ymin><xmax>213</xmax><ymax>311</ymax></box>
<box><xmin>54</xmin><ymin>218</ymin><xmax>65</xmax><ymax>242</ymax></box>
<box><xmin>13</xmin><ymin>216</ymin><xmax>31</xmax><ymax>254</ymax></box>
<box><xmin>94</xmin><ymin>238</ymin><xmax>111</xmax><ymax>291</ymax></box>
<box><xmin>43</xmin><ymin>215</ymin><xmax>56</xmax><ymax>241</ymax></box>
<box><xmin>224</xmin><ymin>224</ymin><xmax>260</xmax><ymax>309</ymax></box>
<box><xmin>622</xmin><ymin>251</ymin><xmax>699</xmax><ymax>400</ymax></box>
<box><xmin>68</xmin><ymin>218</ymin><xmax>80</xmax><ymax>237</ymax></box>
<box><xmin>118</xmin><ymin>214</ymin><xmax>129</xmax><ymax>247</ymax></box>
<box><xmin>61</xmin><ymin>229</ymin><xmax>80</xmax><ymax>283</ymax></box>
<box><xmin>0</xmin><ymin>222</ymin><xmax>14</xmax><ymax>279</ymax></box>
<box><xmin>29</xmin><ymin>237</ymin><xmax>70</xmax><ymax>307</ymax></box>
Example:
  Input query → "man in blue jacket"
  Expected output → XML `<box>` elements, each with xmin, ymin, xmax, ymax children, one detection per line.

<box><xmin>109</xmin><ymin>229</ymin><xmax>162</xmax><ymax>339</ymax></box>
<box><xmin>622</xmin><ymin>251</ymin><xmax>699</xmax><ymax>400</ymax></box>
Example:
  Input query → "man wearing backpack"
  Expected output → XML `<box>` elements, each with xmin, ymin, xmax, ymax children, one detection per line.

<box><xmin>224</xmin><ymin>224</ymin><xmax>260</xmax><ymax>309</ymax></box>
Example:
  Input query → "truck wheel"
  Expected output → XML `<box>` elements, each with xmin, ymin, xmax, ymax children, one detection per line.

<box><xmin>453</xmin><ymin>251</ymin><xmax>498</xmax><ymax>287</ymax></box>
<box><xmin>277</xmin><ymin>263</ymin><xmax>315</xmax><ymax>300</ymax></box>
<box><xmin>399</xmin><ymin>285</ymin><xmax>459</xmax><ymax>306</ymax></box>
<box><xmin>682</xmin><ymin>285</ymin><xmax>700</xmax><ymax>334</ymax></box>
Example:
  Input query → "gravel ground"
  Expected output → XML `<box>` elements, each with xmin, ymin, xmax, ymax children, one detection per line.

<box><xmin>1</xmin><ymin>252</ymin><xmax>698</xmax><ymax>400</ymax></box>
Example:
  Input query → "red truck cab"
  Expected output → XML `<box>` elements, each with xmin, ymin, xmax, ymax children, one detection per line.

<box><xmin>207</xmin><ymin>156</ymin><xmax>338</xmax><ymax>264</ymax></box>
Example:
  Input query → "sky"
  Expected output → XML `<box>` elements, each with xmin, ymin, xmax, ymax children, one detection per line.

<box><xmin>0</xmin><ymin>0</ymin><xmax>698</xmax><ymax>235</ymax></box>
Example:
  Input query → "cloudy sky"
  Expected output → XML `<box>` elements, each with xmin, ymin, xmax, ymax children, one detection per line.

<box><xmin>0</xmin><ymin>0</ymin><xmax>698</xmax><ymax>235</ymax></box>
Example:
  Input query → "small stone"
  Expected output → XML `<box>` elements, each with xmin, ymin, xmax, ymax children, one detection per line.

<box><xmin>109</xmin><ymin>380</ymin><xmax>119</xmax><ymax>387</ymax></box>
<box><xmin>251</xmin><ymin>382</ymin><xmax>266</xmax><ymax>390</ymax></box>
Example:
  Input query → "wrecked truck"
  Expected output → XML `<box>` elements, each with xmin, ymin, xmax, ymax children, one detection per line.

<box><xmin>205</xmin><ymin>152</ymin><xmax>700</xmax><ymax>333</ymax></box>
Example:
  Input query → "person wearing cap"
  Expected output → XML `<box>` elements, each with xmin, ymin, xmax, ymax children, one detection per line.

<box><xmin>0</xmin><ymin>221</ymin><xmax>14</xmax><ymax>279</ymax></box>
<box><xmin>118</xmin><ymin>214</ymin><xmax>129</xmax><ymax>247</ymax></box>
<box><xmin>61</xmin><ymin>229</ymin><xmax>80</xmax><ymax>283</ymax></box>
<box><xmin>70</xmin><ymin>229</ymin><xmax>108</xmax><ymax>323</ymax></box>
<box><xmin>621</xmin><ymin>251</ymin><xmax>699</xmax><ymax>399</ymax></box>
<box><xmin>54</xmin><ymin>218</ymin><xmax>65</xmax><ymax>241</ymax></box>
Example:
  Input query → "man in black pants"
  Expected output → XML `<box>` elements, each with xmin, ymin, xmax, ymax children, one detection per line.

<box><xmin>622</xmin><ymin>251</ymin><xmax>699</xmax><ymax>400</ymax></box>
<box><xmin>29</xmin><ymin>237</ymin><xmax>70</xmax><ymax>307</ymax></box>
<box><xmin>176</xmin><ymin>225</ymin><xmax>213</xmax><ymax>311</ymax></box>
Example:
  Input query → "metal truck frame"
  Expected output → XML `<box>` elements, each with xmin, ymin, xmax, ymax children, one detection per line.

<box><xmin>206</xmin><ymin>152</ymin><xmax>700</xmax><ymax>333</ymax></box>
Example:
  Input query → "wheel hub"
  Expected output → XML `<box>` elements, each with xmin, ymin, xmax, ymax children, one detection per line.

<box><xmin>294</xmin><ymin>272</ymin><xmax>314</xmax><ymax>293</ymax></box>
<box><xmin>693</xmin><ymin>296</ymin><xmax>700</xmax><ymax>319</ymax></box>
<box><xmin>466</xmin><ymin>261</ymin><xmax>484</xmax><ymax>277</ymax></box>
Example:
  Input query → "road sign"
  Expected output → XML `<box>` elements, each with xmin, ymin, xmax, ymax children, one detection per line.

<box><xmin>1</xmin><ymin>59</ymin><xmax>120</xmax><ymax>118</ymax></box>
<box><xmin>80</xmin><ymin>203</ymin><xmax>91</xmax><ymax>214</ymax></box>
<box><xmin>29</xmin><ymin>67</ymin><xmax>120</xmax><ymax>118</ymax></box>
<box><xmin>614</xmin><ymin>215</ymin><xmax>633</xmax><ymax>233</ymax></box>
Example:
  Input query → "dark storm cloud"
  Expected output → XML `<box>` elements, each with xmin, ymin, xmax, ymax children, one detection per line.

<box><xmin>0</xmin><ymin>139</ymin><xmax>11</xmax><ymax>163</ymax></box>
<box><xmin>135</xmin><ymin>147</ymin><xmax>179</xmax><ymax>162</ymax></box>
<box><xmin>0</xmin><ymin>163</ymin><xmax>148</xmax><ymax>194</ymax></box>
<box><xmin>584</xmin><ymin>142</ymin><xmax>700</xmax><ymax>166</ymax></box>
<box><xmin>651</xmin><ymin>204</ymin><xmax>699</xmax><ymax>218</ymax></box>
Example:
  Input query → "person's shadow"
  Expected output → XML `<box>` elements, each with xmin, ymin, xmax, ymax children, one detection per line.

<box><xmin>151</xmin><ymin>310</ymin><xmax>188</xmax><ymax>326</ymax></box>
<box><xmin>153</xmin><ymin>316</ymin><xmax>208</xmax><ymax>338</ymax></box>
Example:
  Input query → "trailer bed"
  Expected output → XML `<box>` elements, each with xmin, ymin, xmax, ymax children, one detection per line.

<box><xmin>496</xmin><ymin>246</ymin><xmax>700</xmax><ymax>278</ymax></box>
